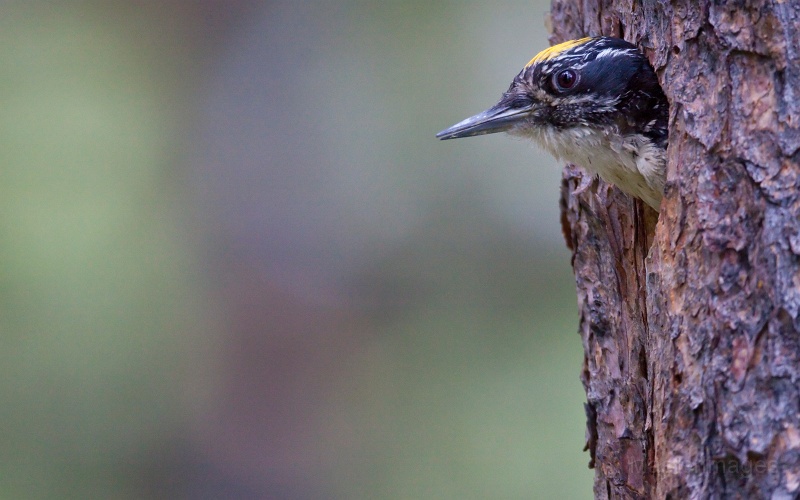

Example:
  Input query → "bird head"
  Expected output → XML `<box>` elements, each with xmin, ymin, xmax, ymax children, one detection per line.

<box><xmin>436</xmin><ymin>37</ymin><xmax>667</xmax><ymax>145</ymax></box>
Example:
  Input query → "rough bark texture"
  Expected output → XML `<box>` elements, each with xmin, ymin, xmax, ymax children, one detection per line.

<box><xmin>552</xmin><ymin>1</ymin><xmax>800</xmax><ymax>498</ymax></box>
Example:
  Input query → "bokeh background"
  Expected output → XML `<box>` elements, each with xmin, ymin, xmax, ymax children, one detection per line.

<box><xmin>2</xmin><ymin>1</ymin><xmax>593</xmax><ymax>498</ymax></box>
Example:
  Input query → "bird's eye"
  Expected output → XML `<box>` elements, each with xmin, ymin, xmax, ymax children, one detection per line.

<box><xmin>554</xmin><ymin>69</ymin><xmax>578</xmax><ymax>91</ymax></box>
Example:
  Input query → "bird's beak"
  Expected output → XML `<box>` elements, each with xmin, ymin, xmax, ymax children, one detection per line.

<box><xmin>436</xmin><ymin>103</ymin><xmax>533</xmax><ymax>140</ymax></box>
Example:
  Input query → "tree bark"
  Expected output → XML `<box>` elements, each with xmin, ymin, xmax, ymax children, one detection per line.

<box><xmin>551</xmin><ymin>1</ymin><xmax>800</xmax><ymax>498</ymax></box>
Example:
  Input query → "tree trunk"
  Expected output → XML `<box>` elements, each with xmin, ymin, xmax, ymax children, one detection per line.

<box><xmin>551</xmin><ymin>1</ymin><xmax>800</xmax><ymax>498</ymax></box>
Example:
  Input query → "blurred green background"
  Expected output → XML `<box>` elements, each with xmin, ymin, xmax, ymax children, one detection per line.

<box><xmin>2</xmin><ymin>1</ymin><xmax>592</xmax><ymax>498</ymax></box>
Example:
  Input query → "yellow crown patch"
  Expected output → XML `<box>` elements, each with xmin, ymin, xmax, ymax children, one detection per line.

<box><xmin>525</xmin><ymin>37</ymin><xmax>593</xmax><ymax>67</ymax></box>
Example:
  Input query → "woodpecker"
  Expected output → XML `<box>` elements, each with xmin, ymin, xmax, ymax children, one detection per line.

<box><xmin>437</xmin><ymin>37</ymin><xmax>668</xmax><ymax>211</ymax></box>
